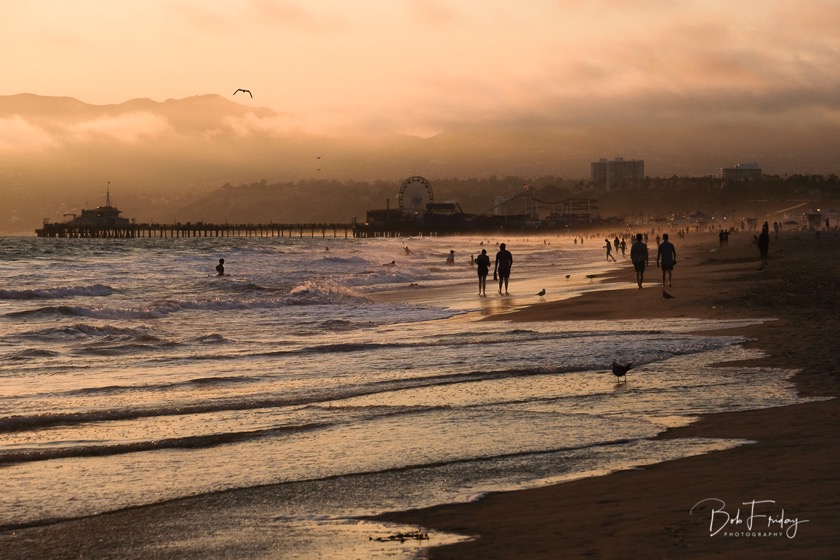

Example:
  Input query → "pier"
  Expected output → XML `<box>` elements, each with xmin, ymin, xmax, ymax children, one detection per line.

<box><xmin>35</xmin><ymin>222</ymin><xmax>360</xmax><ymax>239</ymax></box>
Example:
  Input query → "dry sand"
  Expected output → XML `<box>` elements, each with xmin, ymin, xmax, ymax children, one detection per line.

<box><xmin>377</xmin><ymin>228</ymin><xmax>840</xmax><ymax>559</ymax></box>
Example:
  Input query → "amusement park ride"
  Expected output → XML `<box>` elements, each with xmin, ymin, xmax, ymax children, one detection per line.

<box><xmin>397</xmin><ymin>176</ymin><xmax>435</xmax><ymax>215</ymax></box>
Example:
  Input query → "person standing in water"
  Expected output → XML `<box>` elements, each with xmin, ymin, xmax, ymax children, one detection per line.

<box><xmin>494</xmin><ymin>243</ymin><xmax>513</xmax><ymax>295</ymax></box>
<box><xmin>215</xmin><ymin>258</ymin><xmax>225</xmax><ymax>276</ymax></box>
<box><xmin>475</xmin><ymin>249</ymin><xmax>490</xmax><ymax>296</ymax></box>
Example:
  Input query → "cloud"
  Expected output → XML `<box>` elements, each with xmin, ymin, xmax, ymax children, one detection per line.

<box><xmin>0</xmin><ymin>117</ymin><xmax>57</xmax><ymax>153</ymax></box>
<box><xmin>69</xmin><ymin>113</ymin><xmax>174</xmax><ymax>143</ymax></box>
<box><xmin>221</xmin><ymin>112</ymin><xmax>305</xmax><ymax>136</ymax></box>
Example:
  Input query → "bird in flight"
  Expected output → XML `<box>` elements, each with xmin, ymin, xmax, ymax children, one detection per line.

<box><xmin>233</xmin><ymin>89</ymin><xmax>253</xmax><ymax>98</ymax></box>
<box><xmin>537</xmin><ymin>288</ymin><xmax>546</xmax><ymax>299</ymax></box>
<box><xmin>611</xmin><ymin>361</ymin><xmax>632</xmax><ymax>382</ymax></box>
<box><xmin>662</xmin><ymin>290</ymin><xmax>676</xmax><ymax>299</ymax></box>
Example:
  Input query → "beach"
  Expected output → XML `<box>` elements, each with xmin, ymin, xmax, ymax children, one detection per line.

<box><xmin>0</xmin><ymin>229</ymin><xmax>837</xmax><ymax>559</ymax></box>
<box><xmin>378</xmin><ymin>228</ymin><xmax>840</xmax><ymax>558</ymax></box>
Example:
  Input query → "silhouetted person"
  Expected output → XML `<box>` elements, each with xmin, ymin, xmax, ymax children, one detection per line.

<box><xmin>656</xmin><ymin>233</ymin><xmax>677</xmax><ymax>287</ymax></box>
<box><xmin>604</xmin><ymin>239</ymin><xmax>616</xmax><ymax>261</ymax></box>
<box><xmin>216</xmin><ymin>258</ymin><xmax>225</xmax><ymax>276</ymax></box>
<box><xmin>475</xmin><ymin>249</ymin><xmax>490</xmax><ymax>296</ymax></box>
<box><xmin>630</xmin><ymin>233</ymin><xmax>648</xmax><ymax>288</ymax></box>
<box><xmin>758</xmin><ymin>223</ymin><xmax>770</xmax><ymax>267</ymax></box>
<box><xmin>494</xmin><ymin>243</ymin><xmax>513</xmax><ymax>295</ymax></box>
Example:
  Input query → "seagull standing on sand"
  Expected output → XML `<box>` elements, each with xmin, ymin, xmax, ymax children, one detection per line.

<box><xmin>537</xmin><ymin>288</ymin><xmax>546</xmax><ymax>299</ymax></box>
<box><xmin>233</xmin><ymin>88</ymin><xmax>253</xmax><ymax>98</ymax></box>
<box><xmin>662</xmin><ymin>290</ymin><xmax>675</xmax><ymax>299</ymax></box>
<box><xmin>611</xmin><ymin>361</ymin><xmax>632</xmax><ymax>382</ymax></box>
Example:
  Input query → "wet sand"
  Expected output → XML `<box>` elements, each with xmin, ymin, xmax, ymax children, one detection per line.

<box><xmin>377</xmin><ymin>229</ymin><xmax>840</xmax><ymax>558</ymax></box>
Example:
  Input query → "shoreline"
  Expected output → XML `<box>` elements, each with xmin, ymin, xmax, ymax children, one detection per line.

<box><xmin>376</xmin><ymin>229</ymin><xmax>840</xmax><ymax>558</ymax></box>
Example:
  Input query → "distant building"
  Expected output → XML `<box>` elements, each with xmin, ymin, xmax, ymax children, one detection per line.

<box><xmin>591</xmin><ymin>157</ymin><xmax>644</xmax><ymax>190</ymax></box>
<box><xmin>722</xmin><ymin>162</ymin><xmax>762</xmax><ymax>183</ymax></box>
<box><xmin>558</xmin><ymin>198</ymin><xmax>599</xmax><ymax>216</ymax></box>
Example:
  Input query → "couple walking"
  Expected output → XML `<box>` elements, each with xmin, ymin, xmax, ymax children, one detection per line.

<box><xmin>630</xmin><ymin>233</ymin><xmax>676</xmax><ymax>288</ymax></box>
<box><xmin>476</xmin><ymin>243</ymin><xmax>513</xmax><ymax>296</ymax></box>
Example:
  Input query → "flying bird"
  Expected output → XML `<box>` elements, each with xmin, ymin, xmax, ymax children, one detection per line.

<box><xmin>537</xmin><ymin>288</ymin><xmax>546</xmax><ymax>299</ymax></box>
<box><xmin>662</xmin><ymin>290</ymin><xmax>676</xmax><ymax>299</ymax></box>
<box><xmin>233</xmin><ymin>88</ymin><xmax>253</xmax><ymax>98</ymax></box>
<box><xmin>611</xmin><ymin>361</ymin><xmax>632</xmax><ymax>382</ymax></box>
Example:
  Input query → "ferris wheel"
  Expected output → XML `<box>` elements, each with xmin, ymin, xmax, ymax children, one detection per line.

<box><xmin>398</xmin><ymin>176</ymin><xmax>434</xmax><ymax>214</ymax></box>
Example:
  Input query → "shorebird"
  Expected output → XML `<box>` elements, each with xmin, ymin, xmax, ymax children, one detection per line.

<box><xmin>233</xmin><ymin>88</ymin><xmax>253</xmax><ymax>98</ymax></box>
<box><xmin>565</xmin><ymin>274</ymin><xmax>571</xmax><ymax>279</ymax></box>
<box><xmin>585</xmin><ymin>274</ymin><xmax>596</xmax><ymax>281</ymax></box>
<box><xmin>611</xmin><ymin>361</ymin><xmax>632</xmax><ymax>382</ymax></box>
<box><xmin>662</xmin><ymin>290</ymin><xmax>675</xmax><ymax>299</ymax></box>
<box><xmin>537</xmin><ymin>288</ymin><xmax>546</xmax><ymax>299</ymax></box>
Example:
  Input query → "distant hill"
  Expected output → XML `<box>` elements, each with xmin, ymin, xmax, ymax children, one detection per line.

<box><xmin>2</xmin><ymin>93</ymin><xmax>839</xmax><ymax>233</ymax></box>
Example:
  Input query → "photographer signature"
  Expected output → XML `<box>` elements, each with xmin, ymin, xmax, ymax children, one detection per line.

<box><xmin>690</xmin><ymin>498</ymin><xmax>808</xmax><ymax>539</ymax></box>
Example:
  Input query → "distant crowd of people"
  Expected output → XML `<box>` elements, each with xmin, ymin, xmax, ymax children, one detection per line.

<box><xmin>211</xmin><ymin>220</ymin><xmax>786</xmax><ymax>294</ymax></box>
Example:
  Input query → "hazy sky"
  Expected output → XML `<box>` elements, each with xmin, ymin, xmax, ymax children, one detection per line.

<box><xmin>4</xmin><ymin>0</ymin><xmax>839</xmax><ymax>139</ymax></box>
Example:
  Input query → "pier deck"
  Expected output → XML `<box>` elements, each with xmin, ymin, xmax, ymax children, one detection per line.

<box><xmin>35</xmin><ymin>222</ymin><xmax>360</xmax><ymax>239</ymax></box>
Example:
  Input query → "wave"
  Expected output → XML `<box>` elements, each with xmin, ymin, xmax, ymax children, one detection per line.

<box><xmin>289</xmin><ymin>280</ymin><xmax>368</xmax><ymax>304</ymax></box>
<box><xmin>70</xmin><ymin>341</ymin><xmax>179</xmax><ymax>356</ymax></box>
<box><xmin>25</xmin><ymin>324</ymin><xmax>154</xmax><ymax>340</ymax></box>
<box><xmin>6</xmin><ymin>348</ymin><xmax>60</xmax><ymax>360</ymax></box>
<box><xmin>0</xmin><ymin>390</ymin><xmax>329</xmax><ymax>433</ymax></box>
<box><xmin>317</xmin><ymin>318</ymin><xmax>377</xmax><ymax>331</ymax></box>
<box><xmin>6</xmin><ymin>303</ymin><xmax>183</xmax><ymax>320</ymax></box>
<box><xmin>0</xmin><ymin>422</ymin><xmax>332</xmax><ymax>466</ymax></box>
<box><xmin>4</xmin><ymin>290</ymin><xmax>378</xmax><ymax>321</ymax></box>
<box><xmin>193</xmin><ymin>333</ymin><xmax>232</xmax><ymax>344</ymax></box>
<box><xmin>0</xmin><ymin>284</ymin><xmax>113</xmax><ymax>300</ymax></box>
<box><xmin>57</xmin><ymin>375</ymin><xmax>262</xmax><ymax>398</ymax></box>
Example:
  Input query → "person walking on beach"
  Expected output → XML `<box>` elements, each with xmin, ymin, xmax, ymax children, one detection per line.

<box><xmin>475</xmin><ymin>249</ymin><xmax>490</xmax><ymax>296</ymax></box>
<box><xmin>630</xmin><ymin>234</ymin><xmax>648</xmax><ymax>288</ymax></box>
<box><xmin>656</xmin><ymin>233</ymin><xmax>677</xmax><ymax>287</ymax></box>
<box><xmin>604</xmin><ymin>239</ymin><xmax>616</xmax><ymax>262</ymax></box>
<box><xmin>215</xmin><ymin>258</ymin><xmax>225</xmax><ymax>276</ymax></box>
<box><xmin>494</xmin><ymin>243</ymin><xmax>513</xmax><ymax>295</ymax></box>
<box><xmin>758</xmin><ymin>222</ymin><xmax>770</xmax><ymax>267</ymax></box>
<box><xmin>446</xmin><ymin>250</ymin><xmax>455</xmax><ymax>265</ymax></box>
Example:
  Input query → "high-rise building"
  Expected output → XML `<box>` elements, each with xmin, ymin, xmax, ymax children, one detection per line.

<box><xmin>591</xmin><ymin>157</ymin><xmax>644</xmax><ymax>190</ymax></box>
<box><xmin>721</xmin><ymin>162</ymin><xmax>762</xmax><ymax>183</ymax></box>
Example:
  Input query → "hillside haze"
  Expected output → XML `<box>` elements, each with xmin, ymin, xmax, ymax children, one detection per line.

<box><xmin>2</xmin><ymin>93</ymin><xmax>839</xmax><ymax>233</ymax></box>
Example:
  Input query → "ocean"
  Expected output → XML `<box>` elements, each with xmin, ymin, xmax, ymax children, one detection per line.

<box><xmin>0</xmin><ymin>234</ymin><xmax>809</xmax><ymax>558</ymax></box>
